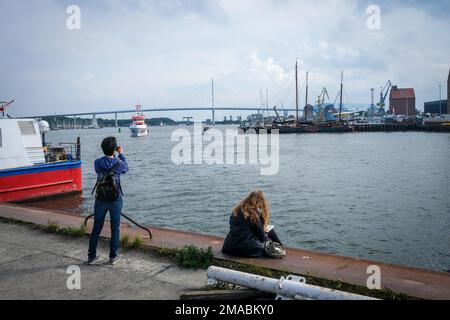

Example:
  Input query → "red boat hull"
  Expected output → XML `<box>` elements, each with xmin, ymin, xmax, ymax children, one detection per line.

<box><xmin>0</xmin><ymin>161</ymin><xmax>82</xmax><ymax>203</ymax></box>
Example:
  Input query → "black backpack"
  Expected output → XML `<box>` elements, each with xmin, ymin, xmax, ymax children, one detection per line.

<box><xmin>91</xmin><ymin>161</ymin><xmax>123</xmax><ymax>202</ymax></box>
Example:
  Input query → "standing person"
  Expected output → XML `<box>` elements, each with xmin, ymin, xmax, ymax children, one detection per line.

<box><xmin>87</xmin><ymin>137</ymin><xmax>129</xmax><ymax>265</ymax></box>
<box><xmin>222</xmin><ymin>190</ymin><xmax>286</xmax><ymax>259</ymax></box>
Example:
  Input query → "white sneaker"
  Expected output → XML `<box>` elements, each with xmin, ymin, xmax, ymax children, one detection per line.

<box><xmin>109</xmin><ymin>256</ymin><xmax>121</xmax><ymax>265</ymax></box>
<box><xmin>87</xmin><ymin>256</ymin><xmax>102</xmax><ymax>265</ymax></box>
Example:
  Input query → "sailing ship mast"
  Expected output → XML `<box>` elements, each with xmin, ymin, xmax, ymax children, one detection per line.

<box><xmin>211</xmin><ymin>78</ymin><xmax>215</xmax><ymax>125</ymax></box>
<box><xmin>339</xmin><ymin>71</ymin><xmax>344</xmax><ymax>122</ymax></box>
<box><xmin>305</xmin><ymin>71</ymin><xmax>309</xmax><ymax>120</ymax></box>
<box><xmin>295</xmin><ymin>60</ymin><xmax>299</xmax><ymax>127</ymax></box>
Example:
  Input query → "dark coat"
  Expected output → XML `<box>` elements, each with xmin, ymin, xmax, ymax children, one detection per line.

<box><xmin>94</xmin><ymin>155</ymin><xmax>129</xmax><ymax>198</ymax></box>
<box><xmin>94</xmin><ymin>155</ymin><xmax>129</xmax><ymax>178</ymax></box>
<box><xmin>221</xmin><ymin>210</ymin><xmax>268</xmax><ymax>258</ymax></box>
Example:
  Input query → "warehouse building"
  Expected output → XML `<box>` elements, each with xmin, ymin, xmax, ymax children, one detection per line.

<box><xmin>424</xmin><ymin>100</ymin><xmax>448</xmax><ymax>114</ymax></box>
<box><xmin>448</xmin><ymin>69</ymin><xmax>450</xmax><ymax>115</ymax></box>
<box><xmin>389</xmin><ymin>86</ymin><xmax>416</xmax><ymax>116</ymax></box>
<box><xmin>424</xmin><ymin>69</ymin><xmax>450</xmax><ymax>115</ymax></box>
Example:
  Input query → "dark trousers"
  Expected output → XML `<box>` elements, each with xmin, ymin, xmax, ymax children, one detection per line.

<box><xmin>88</xmin><ymin>198</ymin><xmax>122</xmax><ymax>260</ymax></box>
<box><xmin>267</xmin><ymin>229</ymin><xmax>283</xmax><ymax>246</ymax></box>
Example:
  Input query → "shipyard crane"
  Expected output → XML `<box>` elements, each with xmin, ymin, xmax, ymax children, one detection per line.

<box><xmin>273</xmin><ymin>106</ymin><xmax>281</xmax><ymax>123</ymax></box>
<box><xmin>280</xmin><ymin>101</ymin><xmax>288</xmax><ymax>118</ymax></box>
<box><xmin>272</xmin><ymin>106</ymin><xmax>292</xmax><ymax>125</ymax></box>
<box><xmin>377</xmin><ymin>80</ymin><xmax>391</xmax><ymax>113</ymax></box>
<box><xmin>317</xmin><ymin>87</ymin><xmax>330</xmax><ymax>106</ymax></box>
<box><xmin>314</xmin><ymin>88</ymin><xmax>329</xmax><ymax>124</ymax></box>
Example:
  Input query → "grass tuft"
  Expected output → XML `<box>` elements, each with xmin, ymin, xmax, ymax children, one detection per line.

<box><xmin>120</xmin><ymin>235</ymin><xmax>145</xmax><ymax>248</ymax></box>
<box><xmin>120</xmin><ymin>234</ymin><xmax>131</xmax><ymax>247</ymax></box>
<box><xmin>44</xmin><ymin>221</ymin><xmax>86</xmax><ymax>238</ymax></box>
<box><xmin>176</xmin><ymin>245</ymin><xmax>214</xmax><ymax>269</ymax></box>
<box><xmin>60</xmin><ymin>225</ymin><xmax>87</xmax><ymax>237</ymax></box>
<box><xmin>131</xmin><ymin>235</ymin><xmax>145</xmax><ymax>248</ymax></box>
<box><xmin>45</xmin><ymin>221</ymin><xmax>61</xmax><ymax>233</ymax></box>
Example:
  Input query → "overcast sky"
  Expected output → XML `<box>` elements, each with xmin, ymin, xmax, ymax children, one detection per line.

<box><xmin>1</xmin><ymin>0</ymin><xmax>449</xmax><ymax>120</ymax></box>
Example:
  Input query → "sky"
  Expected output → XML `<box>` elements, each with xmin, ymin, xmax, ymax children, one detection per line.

<box><xmin>1</xmin><ymin>0</ymin><xmax>449</xmax><ymax>120</ymax></box>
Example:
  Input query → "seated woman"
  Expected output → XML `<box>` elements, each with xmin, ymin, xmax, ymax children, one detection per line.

<box><xmin>222</xmin><ymin>190</ymin><xmax>285</xmax><ymax>258</ymax></box>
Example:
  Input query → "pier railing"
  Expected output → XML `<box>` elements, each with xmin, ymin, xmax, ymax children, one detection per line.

<box><xmin>84</xmin><ymin>212</ymin><xmax>153</xmax><ymax>239</ymax></box>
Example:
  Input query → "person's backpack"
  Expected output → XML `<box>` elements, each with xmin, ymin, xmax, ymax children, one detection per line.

<box><xmin>91</xmin><ymin>161</ymin><xmax>123</xmax><ymax>202</ymax></box>
<box><xmin>264</xmin><ymin>240</ymin><xmax>286</xmax><ymax>259</ymax></box>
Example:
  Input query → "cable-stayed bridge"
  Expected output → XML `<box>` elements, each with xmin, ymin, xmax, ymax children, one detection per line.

<box><xmin>20</xmin><ymin>79</ymin><xmax>371</xmax><ymax>126</ymax></box>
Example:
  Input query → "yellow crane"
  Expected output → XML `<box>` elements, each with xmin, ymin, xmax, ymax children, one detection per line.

<box><xmin>314</xmin><ymin>87</ymin><xmax>329</xmax><ymax>123</ymax></box>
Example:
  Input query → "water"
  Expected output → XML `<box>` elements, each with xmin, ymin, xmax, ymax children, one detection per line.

<box><xmin>28</xmin><ymin>127</ymin><xmax>450</xmax><ymax>272</ymax></box>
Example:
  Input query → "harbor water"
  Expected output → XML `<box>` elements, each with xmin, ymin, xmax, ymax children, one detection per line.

<box><xmin>27</xmin><ymin>127</ymin><xmax>450</xmax><ymax>272</ymax></box>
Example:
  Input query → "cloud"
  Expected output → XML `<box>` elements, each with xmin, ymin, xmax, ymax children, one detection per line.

<box><xmin>248</xmin><ymin>53</ymin><xmax>292</xmax><ymax>84</ymax></box>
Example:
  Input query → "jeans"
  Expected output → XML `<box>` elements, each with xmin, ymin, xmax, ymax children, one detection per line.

<box><xmin>267</xmin><ymin>229</ymin><xmax>283</xmax><ymax>246</ymax></box>
<box><xmin>88</xmin><ymin>198</ymin><xmax>122</xmax><ymax>260</ymax></box>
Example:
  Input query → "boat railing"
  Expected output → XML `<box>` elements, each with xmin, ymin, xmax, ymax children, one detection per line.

<box><xmin>54</xmin><ymin>137</ymin><xmax>81</xmax><ymax>161</ymax></box>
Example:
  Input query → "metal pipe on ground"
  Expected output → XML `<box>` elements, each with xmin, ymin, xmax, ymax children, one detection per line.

<box><xmin>207</xmin><ymin>266</ymin><xmax>378</xmax><ymax>300</ymax></box>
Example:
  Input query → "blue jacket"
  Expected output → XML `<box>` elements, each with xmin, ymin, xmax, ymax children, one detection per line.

<box><xmin>221</xmin><ymin>210</ymin><xmax>268</xmax><ymax>258</ymax></box>
<box><xmin>94</xmin><ymin>154</ymin><xmax>129</xmax><ymax>196</ymax></box>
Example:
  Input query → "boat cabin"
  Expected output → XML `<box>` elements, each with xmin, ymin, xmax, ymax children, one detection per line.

<box><xmin>0</xmin><ymin>119</ymin><xmax>45</xmax><ymax>170</ymax></box>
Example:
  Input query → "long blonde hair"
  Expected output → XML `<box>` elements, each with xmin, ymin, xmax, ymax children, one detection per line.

<box><xmin>233</xmin><ymin>190</ymin><xmax>270</xmax><ymax>229</ymax></box>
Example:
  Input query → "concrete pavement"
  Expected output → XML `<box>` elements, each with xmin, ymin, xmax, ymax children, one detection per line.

<box><xmin>0</xmin><ymin>221</ymin><xmax>207</xmax><ymax>300</ymax></box>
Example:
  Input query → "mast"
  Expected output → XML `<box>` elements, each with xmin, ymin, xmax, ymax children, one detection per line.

<box><xmin>295</xmin><ymin>60</ymin><xmax>299</xmax><ymax>126</ymax></box>
<box><xmin>339</xmin><ymin>71</ymin><xmax>344</xmax><ymax>122</ymax></box>
<box><xmin>212</xmin><ymin>78</ymin><xmax>215</xmax><ymax>125</ymax></box>
<box><xmin>370</xmin><ymin>88</ymin><xmax>375</xmax><ymax>118</ymax></box>
<box><xmin>305</xmin><ymin>71</ymin><xmax>309</xmax><ymax>120</ymax></box>
<box><xmin>266</xmin><ymin>89</ymin><xmax>269</xmax><ymax>122</ymax></box>
<box><xmin>260</xmin><ymin>89</ymin><xmax>263</xmax><ymax>115</ymax></box>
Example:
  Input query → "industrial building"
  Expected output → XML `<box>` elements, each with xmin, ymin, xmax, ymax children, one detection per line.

<box><xmin>423</xmin><ymin>69</ymin><xmax>450</xmax><ymax>115</ymax></box>
<box><xmin>424</xmin><ymin>100</ymin><xmax>448</xmax><ymax>115</ymax></box>
<box><xmin>448</xmin><ymin>69</ymin><xmax>450</xmax><ymax>115</ymax></box>
<box><xmin>389</xmin><ymin>86</ymin><xmax>416</xmax><ymax>116</ymax></box>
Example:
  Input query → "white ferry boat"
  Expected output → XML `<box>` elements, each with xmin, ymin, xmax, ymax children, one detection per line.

<box><xmin>129</xmin><ymin>105</ymin><xmax>149</xmax><ymax>137</ymax></box>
